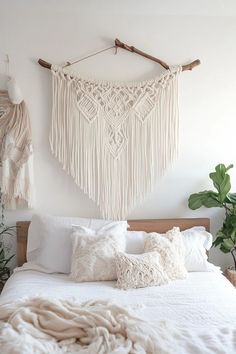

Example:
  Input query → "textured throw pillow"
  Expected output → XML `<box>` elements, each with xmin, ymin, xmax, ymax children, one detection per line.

<box><xmin>70</xmin><ymin>232</ymin><xmax>125</xmax><ymax>282</ymax></box>
<box><xmin>115</xmin><ymin>251</ymin><xmax>169</xmax><ymax>289</ymax></box>
<box><xmin>144</xmin><ymin>227</ymin><xmax>187</xmax><ymax>281</ymax></box>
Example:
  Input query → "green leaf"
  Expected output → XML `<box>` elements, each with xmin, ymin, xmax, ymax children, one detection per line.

<box><xmin>222</xmin><ymin>239</ymin><xmax>234</xmax><ymax>251</ymax></box>
<box><xmin>228</xmin><ymin>214</ymin><xmax>236</xmax><ymax>226</ymax></box>
<box><xmin>230</xmin><ymin>229</ymin><xmax>236</xmax><ymax>242</ymax></box>
<box><xmin>214</xmin><ymin>164</ymin><xmax>233</xmax><ymax>178</ymax></box>
<box><xmin>215</xmin><ymin>164</ymin><xmax>227</xmax><ymax>177</ymax></box>
<box><xmin>209</xmin><ymin>164</ymin><xmax>231</xmax><ymax>202</ymax></box>
<box><xmin>2</xmin><ymin>254</ymin><xmax>14</xmax><ymax>267</ymax></box>
<box><xmin>225</xmin><ymin>193</ymin><xmax>236</xmax><ymax>204</ymax></box>
<box><xmin>212</xmin><ymin>236</ymin><xmax>224</xmax><ymax>247</ymax></box>
<box><xmin>226</xmin><ymin>164</ymin><xmax>234</xmax><ymax>172</ymax></box>
<box><xmin>220</xmin><ymin>244</ymin><xmax>231</xmax><ymax>253</ymax></box>
<box><xmin>0</xmin><ymin>226</ymin><xmax>16</xmax><ymax>237</ymax></box>
<box><xmin>188</xmin><ymin>191</ymin><xmax>223</xmax><ymax>210</ymax></box>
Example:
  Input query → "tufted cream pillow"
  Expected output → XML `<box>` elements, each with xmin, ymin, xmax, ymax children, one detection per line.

<box><xmin>115</xmin><ymin>252</ymin><xmax>169</xmax><ymax>289</ymax></box>
<box><xmin>70</xmin><ymin>232</ymin><xmax>125</xmax><ymax>282</ymax></box>
<box><xmin>144</xmin><ymin>227</ymin><xmax>187</xmax><ymax>281</ymax></box>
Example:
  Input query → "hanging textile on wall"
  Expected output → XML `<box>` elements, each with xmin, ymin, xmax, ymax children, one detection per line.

<box><xmin>0</xmin><ymin>90</ymin><xmax>34</xmax><ymax>208</ymax></box>
<box><xmin>50</xmin><ymin>65</ymin><xmax>181</xmax><ymax>219</ymax></box>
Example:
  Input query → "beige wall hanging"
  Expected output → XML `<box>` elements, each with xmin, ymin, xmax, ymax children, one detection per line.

<box><xmin>0</xmin><ymin>55</ymin><xmax>34</xmax><ymax>209</ymax></box>
<box><xmin>38</xmin><ymin>39</ymin><xmax>200</xmax><ymax>219</ymax></box>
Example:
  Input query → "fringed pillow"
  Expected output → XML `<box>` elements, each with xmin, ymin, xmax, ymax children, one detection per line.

<box><xmin>115</xmin><ymin>252</ymin><xmax>169</xmax><ymax>290</ymax></box>
<box><xmin>144</xmin><ymin>227</ymin><xmax>187</xmax><ymax>281</ymax></box>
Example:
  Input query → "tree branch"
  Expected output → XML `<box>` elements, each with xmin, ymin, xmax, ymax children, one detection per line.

<box><xmin>38</xmin><ymin>39</ymin><xmax>201</xmax><ymax>72</ymax></box>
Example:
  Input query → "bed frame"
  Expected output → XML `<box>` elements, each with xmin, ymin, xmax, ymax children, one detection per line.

<box><xmin>16</xmin><ymin>218</ymin><xmax>210</xmax><ymax>267</ymax></box>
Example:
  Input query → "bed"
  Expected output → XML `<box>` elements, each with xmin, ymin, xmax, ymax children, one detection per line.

<box><xmin>1</xmin><ymin>218</ymin><xmax>236</xmax><ymax>353</ymax></box>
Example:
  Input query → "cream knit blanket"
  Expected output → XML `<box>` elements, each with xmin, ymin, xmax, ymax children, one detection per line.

<box><xmin>0</xmin><ymin>296</ymin><xmax>235</xmax><ymax>354</ymax></box>
<box><xmin>0</xmin><ymin>296</ymin><xmax>181</xmax><ymax>354</ymax></box>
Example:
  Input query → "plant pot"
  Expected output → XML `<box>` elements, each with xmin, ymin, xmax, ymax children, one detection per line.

<box><xmin>225</xmin><ymin>268</ymin><xmax>236</xmax><ymax>287</ymax></box>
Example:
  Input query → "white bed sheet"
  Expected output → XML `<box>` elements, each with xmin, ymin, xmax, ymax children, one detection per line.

<box><xmin>1</xmin><ymin>268</ymin><xmax>236</xmax><ymax>329</ymax></box>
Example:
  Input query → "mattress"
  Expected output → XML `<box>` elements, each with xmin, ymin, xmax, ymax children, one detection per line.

<box><xmin>1</xmin><ymin>269</ymin><xmax>236</xmax><ymax>329</ymax></box>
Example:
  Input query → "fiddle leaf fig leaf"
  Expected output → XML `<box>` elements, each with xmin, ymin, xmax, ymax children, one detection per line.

<box><xmin>230</xmin><ymin>216</ymin><xmax>236</xmax><ymax>227</ymax></box>
<box><xmin>212</xmin><ymin>236</ymin><xmax>224</xmax><ymax>247</ymax></box>
<box><xmin>209</xmin><ymin>164</ymin><xmax>231</xmax><ymax>203</ymax></box>
<box><xmin>225</xmin><ymin>164</ymin><xmax>234</xmax><ymax>172</ymax></box>
<box><xmin>215</xmin><ymin>164</ymin><xmax>227</xmax><ymax>177</ymax></box>
<box><xmin>225</xmin><ymin>193</ymin><xmax>236</xmax><ymax>205</ymax></box>
<box><xmin>220</xmin><ymin>244</ymin><xmax>231</xmax><ymax>253</ymax></box>
<box><xmin>1</xmin><ymin>254</ymin><xmax>14</xmax><ymax>267</ymax></box>
<box><xmin>221</xmin><ymin>239</ymin><xmax>234</xmax><ymax>252</ymax></box>
<box><xmin>230</xmin><ymin>229</ymin><xmax>236</xmax><ymax>241</ymax></box>
<box><xmin>224</xmin><ymin>214</ymin><xmax>236</xmax><ymax>229</ymax></box>
<box><xmin>188</xmin><ymin>191</ymin><xmax>222</xmax><ymax>210</ymax></box>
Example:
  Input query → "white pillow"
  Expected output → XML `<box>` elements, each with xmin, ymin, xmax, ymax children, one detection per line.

<box><xmin>125</xmin><ymin>230</ymin><xmax>146</xmax><ymax>254</ymax></box>
<box><xmin>181</xmin><ymin>227</ymin><xmax>220</xmax><ymax>272</ymax></box>
<box><xmin>72</xmin><ymin>224</ymin><xmax>126</xmax><ymax>237</ymax></box>
<box><xmin>70</xmin><ymin>232</ymin><xmax>125</xmax><ymax>282</ymax></box>
<box><xmin>27</xmin><ymin>213</ymin><xmax>128</xmax><ymax>273</ymax></box>
<box><xmin>115</xmin><ymin>251</ymin><xmax>169</xmax><ymax>289</ymax></box>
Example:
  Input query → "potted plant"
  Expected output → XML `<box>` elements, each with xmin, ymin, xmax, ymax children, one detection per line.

<box><xmin>0</xmin><ymin>190</ymin><xmax>15</xmax><ymax>290</ymax></box>
<box><xmin>188</xmin><ymin>163</ymin><xmax>236</xmax><ymax>285</ymax></box>
<box><xmin>0</xmin><ymin>225</ymin><xmax>15</xmax><ymax>286</ymax></box>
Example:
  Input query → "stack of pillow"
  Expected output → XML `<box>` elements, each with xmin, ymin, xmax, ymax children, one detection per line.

<box><xmin>25</xmin><ymin>214</ymin><xmax>220</xmax><ymax>290</ymax></box>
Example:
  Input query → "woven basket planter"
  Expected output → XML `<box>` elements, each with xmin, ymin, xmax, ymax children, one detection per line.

<box><xmin>225</xmin><ymin>268</ymin><xmax>236</xmax><ymax>287</ymax></box>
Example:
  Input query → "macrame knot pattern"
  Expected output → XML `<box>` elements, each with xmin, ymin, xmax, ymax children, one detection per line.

<box><xmin>51</xmin><ymin>65</ymin><xmax>182</xmax><ymax>219</ymax></box>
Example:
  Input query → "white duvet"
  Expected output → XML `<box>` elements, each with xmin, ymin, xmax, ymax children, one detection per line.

<box><xmin>1</xmin><ymin>268</ymin><xmax>236</xmax><ymax>353</ymax></box>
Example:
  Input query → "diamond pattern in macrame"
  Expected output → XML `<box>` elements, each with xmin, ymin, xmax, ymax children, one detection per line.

<box><xmin>73</xmin><ymin>79</ymin><xmax>165</xmax><ymax>157</ymax></box>
<box><xmin>75</xmin><ymin>94</ymin><xmax>98</xmax><ymax>124</ymax></box>
<box><xmin>133</xmin><ymin>93</ymin><xmax>156</xmax><ymax>123</ymax></box>
<box><xmin>105</xmin><ymin>124</ymin><xmax>127</xmax><ymax>158</ymax></box>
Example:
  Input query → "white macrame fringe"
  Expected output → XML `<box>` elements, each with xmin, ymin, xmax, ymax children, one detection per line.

<box><xmin>50</xmin><ymin>66</ymin><xmax>181</xmax><ymax>219</ymax></box>
<box><xmin>0</xmin><ymin>94</ymin><xmax>34</xmax><ymax>209</ymax></box>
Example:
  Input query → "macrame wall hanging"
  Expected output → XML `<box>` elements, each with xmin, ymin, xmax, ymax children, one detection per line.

<box><xmin>39</xmin><ymin>39</ymin><xmax>200</xmax><ymax>219</ymax></box>
<box><xmin>0</xmin><ymin>54</ymin><xmax>34</xmax><ymax>209</ymax></box>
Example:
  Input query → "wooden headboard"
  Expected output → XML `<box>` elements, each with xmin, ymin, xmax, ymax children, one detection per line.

<box><xmin>16</xmin><ymin>218</ymin><xmax>210</xmax><ymax>267</ymax></box>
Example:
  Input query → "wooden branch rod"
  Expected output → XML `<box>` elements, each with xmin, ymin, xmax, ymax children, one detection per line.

<box><xmin>114</xmin><ymin>39</ymin><xmax>200</xmax><ymax>71</ymax></box>
<box><xmin>38</xmin><ymin>38</ymin><xmax>200</xmax><ymax>72</ymax></box>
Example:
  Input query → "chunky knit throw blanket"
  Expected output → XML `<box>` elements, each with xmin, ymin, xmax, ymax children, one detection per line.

<box><xmin>0</xmin><ymin>91</ymin><xmax>34</xmax><ymax>208</ymax></box>
<box><xmin>1</xmin><ymin>296</ymin><xmax>235</xmax><ymax>354</ymax></box>
<box><xmin>51</xmin><ymin>66</ymin><xmax>181</xmax><ymax>219</ymax></box>
<box><xmin>0</xmin><ymin>297</ymin><xmax>178</xmax><ymax>354</ymax></box>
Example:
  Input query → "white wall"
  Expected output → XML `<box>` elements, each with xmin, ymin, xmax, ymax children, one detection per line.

<box><xmin>1</xmin><ymin>0</ymin><xmax>236</xmax><ymax>269</ymax></box>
